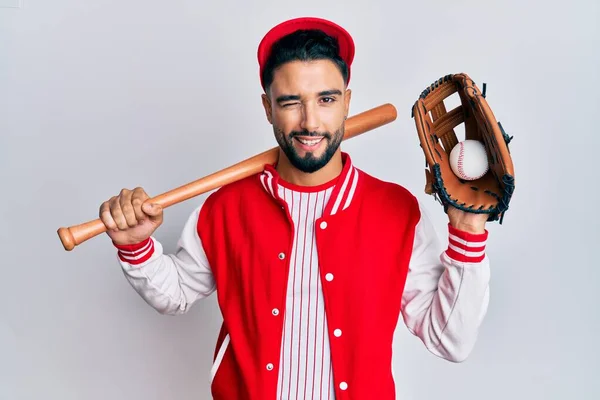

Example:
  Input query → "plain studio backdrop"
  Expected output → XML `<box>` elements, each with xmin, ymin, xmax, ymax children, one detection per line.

<box><xmin>1</xmin><ymin>0</ymin><xmax>598</xmax><ymax>399</ymax></box>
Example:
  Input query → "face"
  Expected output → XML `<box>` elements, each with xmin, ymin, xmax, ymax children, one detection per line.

<box><xmin>262</xmin><ymin>59</ymin><xmax>351</xmax><ymax>173</ymax></box>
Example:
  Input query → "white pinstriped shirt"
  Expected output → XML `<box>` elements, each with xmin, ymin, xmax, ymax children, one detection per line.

<box><xmin>275</xmin><ymin>180</ymin><xmax>336</xmax><ymax>400</ymax></box>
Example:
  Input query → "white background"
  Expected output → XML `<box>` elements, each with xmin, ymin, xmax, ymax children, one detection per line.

<box><xmin>1</xmin><ymin>0</ymin><xmax>598</xmax><ymax>399</ymax></box>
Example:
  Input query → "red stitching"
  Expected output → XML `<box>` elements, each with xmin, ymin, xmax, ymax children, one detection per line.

<box><xmin>457</xmin><ymin>142</ymin><xmax>468</xmax><ymax>179</ymax></box>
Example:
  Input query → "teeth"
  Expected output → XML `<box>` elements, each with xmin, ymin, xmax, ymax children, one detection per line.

<box><xmin>297</xmin><ymin>137</ymin><xmax>323</xmax><ymax>146</ymax></box>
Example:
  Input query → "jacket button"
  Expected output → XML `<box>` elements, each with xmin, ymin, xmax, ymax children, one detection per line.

<box><xmin>340</xmin><ymin>382</ymin><xmax>348</xmax><ymax>390</ymax></box>
<box><xmin>266</xmin><ymin>363</ymin><xmax>274</xmax><ymax>371</ymax></box>
<box><xmin>334</xmin><ymin>329</ymin><xmax>342</xmax><ymax>337</ymax></box>
<box><xmin>278</xmin><ymin>252</ymin><xmax>285</xmax><ymax>260</ymax></box>
<box><xmin>320</xmin><ymin>221</ymin><xmax>328</xmax><ymax>229</ymax></box>
<box><xmin>272</xmin><ymin>308</ymin><xmax>280</xmax><ymax>316</ymax></box>
<box><xmin>325</xmin><ymin>273</ymin><xmax>334</xmax><ymax>281</ymax></box>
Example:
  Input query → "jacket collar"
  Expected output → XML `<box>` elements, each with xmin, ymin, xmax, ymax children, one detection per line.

<box><xmin>259</xmin><ymin>152</ymin><xmax>360</xmax><ymax>216</ymax></box>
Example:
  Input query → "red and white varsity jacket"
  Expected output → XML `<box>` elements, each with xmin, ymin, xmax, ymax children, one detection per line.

<box><xmin>114</xmin><ymin>152</ymin><xmax>491</xmax><ymax>399</ymax></box>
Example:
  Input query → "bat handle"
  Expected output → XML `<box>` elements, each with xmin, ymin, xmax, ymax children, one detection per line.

<box><xmin>58</xmin><ymin>220</ymin><xmax>108</xmax><ymax>251</ymax></box>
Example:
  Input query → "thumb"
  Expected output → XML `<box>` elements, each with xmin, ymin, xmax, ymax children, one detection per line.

<box><xmin>142</xmin><ymin>202</ymin><xmax>162</xmax><ymax>218</ymax></box>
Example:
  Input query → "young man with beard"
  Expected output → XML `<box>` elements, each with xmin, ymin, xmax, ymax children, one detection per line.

<box><xmin>100</xmin><ymin>17</ymin><xmax>491</xmax><ymax>400</ymax></box>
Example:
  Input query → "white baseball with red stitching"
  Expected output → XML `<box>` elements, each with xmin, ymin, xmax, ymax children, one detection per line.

<box><xmin>449</xmin><ymin>140</ymin><xmax>489</xmax><ymax>180</ymax></box>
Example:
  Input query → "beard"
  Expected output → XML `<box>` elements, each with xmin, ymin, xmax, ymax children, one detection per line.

<box><xmin>273</xmin><ymin>123</ymin><xmax>344</xmax><ymax>173</ymax></box>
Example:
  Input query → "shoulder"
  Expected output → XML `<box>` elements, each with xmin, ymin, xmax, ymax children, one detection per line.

<box><xmin>353</xmin><ymin>167</ymin><xmax>423</xmax><ymax>227</ymax></box>
<box><xmin>357</xmin><ymin>168</ymin><xmax>419</xmax><ymax>209</ymax></box>
<box><xmin>201</xmin><ymin>173</ymin><xmax>264</xmax><ymax>210</ymax></box>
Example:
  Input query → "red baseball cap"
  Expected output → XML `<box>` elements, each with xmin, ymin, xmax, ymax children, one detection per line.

<box><xmin>257</xmin><ymin>17</ymin><xmax>355</xmax><ymax>90</ymax></box>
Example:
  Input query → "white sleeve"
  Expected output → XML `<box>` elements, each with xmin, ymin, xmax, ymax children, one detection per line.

<box><xmin>400</xmin><ymin>201</ymin><xmax>491</xmax><ymax>362</ymax></box>
<box><xmin>115</xmin><ymin>203</ymin><xmax>216</xmax><ymax>315</ymax></box>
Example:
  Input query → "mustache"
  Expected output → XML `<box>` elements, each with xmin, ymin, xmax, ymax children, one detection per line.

<box><xmin>289</xmin><ymin>130</ymin><xmax>332</xmax><ymax>139</ymax></box>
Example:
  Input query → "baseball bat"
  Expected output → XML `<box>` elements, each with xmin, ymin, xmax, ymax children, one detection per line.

<box><xmin>57</xmin><ymin>103</ymin><xmax>397</xmax><ymax>251</ymax></box>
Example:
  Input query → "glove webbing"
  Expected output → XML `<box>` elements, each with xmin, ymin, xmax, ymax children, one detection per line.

<box><xmin>431</xmin><ymin>102</ymin><xmax>461</xmax><ymax>155</ymax></box>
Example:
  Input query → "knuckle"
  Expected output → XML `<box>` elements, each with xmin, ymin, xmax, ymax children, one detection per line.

<box><xmin>135</xmin><ymin>188</ymin><xmax>149</xmax><ymax>200</ymax></box>
<box><xmin>99</xmin><ymin>212</ymin><xmax>111</xmax><ymax>227</ymax></box>
<box><xmin>120</xmin><ymin>199</ymin><xmax>133</xmax><ymax>212</ymax></box>
<box><xmin>109</xmin><ymin>198</ymin><xmax>120</xmax><ymax>210</ymax></box>
<box><xmin>110</xmin><ymin>206</ymin><xmax>123</xmax><ymax>219</ymax></box>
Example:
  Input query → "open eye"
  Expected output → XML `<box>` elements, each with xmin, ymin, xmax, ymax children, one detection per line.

<box><xmin>320</xmin><ymin>97</ymin><xmax>336</xmax><ymax>104</ymax></box>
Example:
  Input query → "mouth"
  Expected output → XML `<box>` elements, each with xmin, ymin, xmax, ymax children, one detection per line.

<box><xmin>293</xmin><ymin>136</ymin><xmax>325</xmax><ymax>152</ymax></box>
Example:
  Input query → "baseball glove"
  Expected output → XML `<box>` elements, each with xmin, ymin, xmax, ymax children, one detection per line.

<box><xmin>411</xmin><ymin>73</ymin><xmax>515</xmax><ymax>223</ymax></box>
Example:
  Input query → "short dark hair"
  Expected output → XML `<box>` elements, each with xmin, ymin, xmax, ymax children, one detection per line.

<box><xmin>261</xmin><ymin>29</ymin><xmax>349</xmax><ymax>92</ymax></box>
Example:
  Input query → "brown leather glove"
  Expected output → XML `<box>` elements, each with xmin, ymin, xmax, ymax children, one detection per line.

<box><xmin>412</xmin><ymin>73</ymin><xmax>515</xmax><ymax>223</ymax></box>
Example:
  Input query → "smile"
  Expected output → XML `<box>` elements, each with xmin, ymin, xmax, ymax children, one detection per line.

<box><xmin>295</xmin><ymin>137</ymin><xmax>325</xmax><ymax>146</ymax></box>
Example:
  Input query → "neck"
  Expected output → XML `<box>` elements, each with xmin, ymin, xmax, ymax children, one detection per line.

<box><xmin>275</xmin><ymin>149</ymin><xmax>343</xmax><ymax>187</ymax></box>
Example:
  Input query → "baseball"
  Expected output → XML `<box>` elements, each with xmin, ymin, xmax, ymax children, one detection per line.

<box><xmin>449</xmin><ymin>140</ymin><xmax>489</xmax><ymax>180</ymax></box>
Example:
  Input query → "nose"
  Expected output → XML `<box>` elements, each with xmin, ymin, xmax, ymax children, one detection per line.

<box><xmin>299</xmin><ymin>103</ymin><xmax>320</xmax><ymax>133</ymax></box>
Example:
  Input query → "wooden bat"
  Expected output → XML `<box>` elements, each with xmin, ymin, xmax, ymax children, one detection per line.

<box><xmin>57</xmin><ymin>103</ymin><xmax>397</xmax><ymax>251</ymax></box>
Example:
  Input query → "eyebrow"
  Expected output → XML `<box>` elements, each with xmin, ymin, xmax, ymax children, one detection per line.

<box><xmin>275</xmin><ymin>89</ymin><xmax>343</xmax><ymax>104</ymax></box>
<box><xmin>275</xmin><ymin>94</ymin><xmax>301</xmax><ymax>103</ymax></box>
<box><xmin>318</xmin><ymin>89</ymin><xmax>342</xmax><ymax>97</ymax></box>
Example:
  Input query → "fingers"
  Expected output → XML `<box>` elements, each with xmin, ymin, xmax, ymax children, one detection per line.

<box><xmin>118</xmin><ymin>188</ymin><xmax>138</xmax><ymax>228</ymax></box>
<box><xmin>142</xmin><ymin>202</ymin><xmax>162</xmax><ymax>218</ymax></box>
<box><xmin>99</xmin><ymin>198</ymin><xmax>118</xmax><ymax>231</ymax></box>
<box><xmin>130</xmin><ymin>187</ymin><xmax>162</xmax><ymax>219</ymax></box>
<box><xmin>99</xmin><ymin>195</ymin><xmax>128</xmax><ymax>231</ymax></box>
<box><xmin>99</xmin><ymin>187</ymin><xmax>160</xmax><ymax>232</ymax></box>
<box><xmin>108</xmin><ymin>196</ymin><xmax>128</xmax><ymax>230</ymax></box>
<box><xmin>131</xmin><ymin>187</ymin><xmax>149</xmax><ymax>222</ymax></box>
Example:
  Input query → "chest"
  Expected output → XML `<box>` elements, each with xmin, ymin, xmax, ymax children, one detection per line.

<box><xmin>213</xmin><ymin>199</ymin><xmax>408</xmax><ymax>302</ymax></box>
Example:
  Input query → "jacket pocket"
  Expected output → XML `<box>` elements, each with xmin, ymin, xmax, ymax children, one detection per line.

<box><xmin>210</xmin><ymin>333</ymin><xmax>230</xmax><ymax>384</ymax></box>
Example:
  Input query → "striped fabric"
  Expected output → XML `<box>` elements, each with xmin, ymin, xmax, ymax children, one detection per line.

<box><xmin>445</xmin><ymin>223</ymin><xmax>488</xmax><ymax>263</ymax></box>
<box><xmin>257</xmin><ymin>154</ymin><xmax>359</xmax><ymax>399</ymax></box>
<box><xmin>276</xmin><ymin>182</ymin><xmax>336</xmax><ymax>400</ymax></box>
<box><xmin>114</xmin><ymin>237</ymin><xmax>154</xmax><ymax>265</ymax></box>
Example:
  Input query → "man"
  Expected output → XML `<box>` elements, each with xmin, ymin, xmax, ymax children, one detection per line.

<box><xmin>99</xmin><ymin>17</ymin><xmax>490</xmax><ymax>400</ymax></box>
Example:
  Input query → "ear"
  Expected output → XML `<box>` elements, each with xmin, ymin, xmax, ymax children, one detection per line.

<box><xmin>344</xmin><ymin>88</ymin><xmax>352</xmax><ymax>119</ymax></box>
<box><xmin>261</xmin><ymin>93</ymin><xmax>273</xmax><ymax>125</ymax></box>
